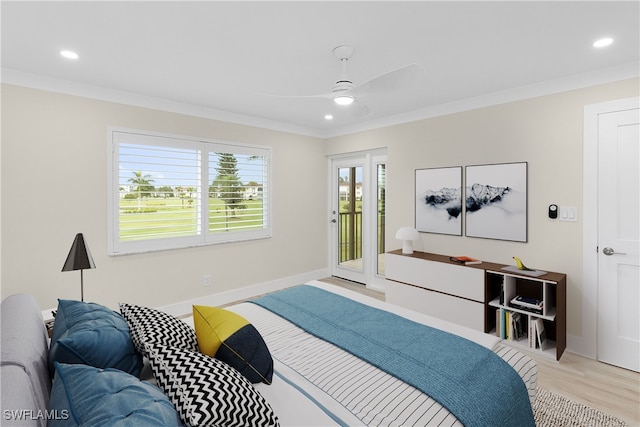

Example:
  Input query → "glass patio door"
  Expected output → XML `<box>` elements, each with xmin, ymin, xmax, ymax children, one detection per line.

<box><xmin>337</xmin><ymin>164</ymin><xmax>363</xmax><ymax>273</ymax></box>
<box><xmin>329</xmin><ymin>150</ymin><xmax>386</xmax><ymax>289</ymax></box>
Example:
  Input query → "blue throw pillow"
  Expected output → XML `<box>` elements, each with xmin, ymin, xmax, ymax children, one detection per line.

<box><xmin>49</xmin><ymin>362</ymin><xmax>182</xmax><ymax>426</ymax></box>
<box><xmin>49</xmin><ymin>299</ymin><xmax>142</xmax><ymax>377</ymax></box>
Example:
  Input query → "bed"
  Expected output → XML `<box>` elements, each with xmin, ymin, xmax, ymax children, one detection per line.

<box><xmin>186</xmin><ymin>280</ymin><xmax>538</xmax><ymax>427</ymax></box>
<box><xmin>1</xmin><ymin>281</ymin><xmax>536</xmax><ymax>426</ymax></box>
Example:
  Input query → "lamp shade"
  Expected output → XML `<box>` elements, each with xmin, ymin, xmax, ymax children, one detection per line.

<box><xmin>334</xmin><ymin>95</ymin><xmax>354</xmax><ymax>106</ymax></box>
<box><xmin>395</xmin><ymin>227</ymin><xmax>420</xmax><ymax>254</ymax></box>
<box><xmin>62</xmin><ymin>233</ymin><xmax>96</xmax><ymax>272</ymax></box>
<box><xmin>395</xmin><ymin>227</ymin><xmax>419</xmax><ymax>241</ymax></box>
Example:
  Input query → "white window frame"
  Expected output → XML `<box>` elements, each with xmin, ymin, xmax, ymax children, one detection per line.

<box><xmin>107</xmin><ymin>128</ymin><xmax>271</xmax><ymax>255</ymax></box>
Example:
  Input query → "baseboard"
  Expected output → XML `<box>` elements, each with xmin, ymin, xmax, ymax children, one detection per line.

<box><xmin>158</xmin><ymin>268</ymin><xmax>329</xmax><ymax>317</ymax></box>
<box><xmin>566</xmin><ymin>333</ymin><xmax>596</xmax><ymax>360</ymax></box>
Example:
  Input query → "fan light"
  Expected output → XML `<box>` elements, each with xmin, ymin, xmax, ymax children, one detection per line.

<box><xmin>334</xmin><ymin>95</ymin><xmax>354</xmax><ymax>106</ymax></box>
<box><xmin>60</xmin><ymin>50</ymin><xmax>79</xmax><ymax>59</ymax></box>
<box><xmin>593</xmin><ymin>37</ymin><xmax>613</xmax><ymax>48</ymax></box>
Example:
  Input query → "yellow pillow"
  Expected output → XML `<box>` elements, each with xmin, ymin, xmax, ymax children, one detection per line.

<box><xmin>192</xmin><ymin>305</ymin><xmax>273</xmax><ymax>384</ymax></box>
<box><xmin>193</xmin><ymin>306</ymin><xmax>248</xmax><ymax>356</ymax></box>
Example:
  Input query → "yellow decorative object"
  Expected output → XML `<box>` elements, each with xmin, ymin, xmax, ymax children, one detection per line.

<box><xmin>513</xmin><ymin>256</ymin><xmax>533</xmax><ymax>271</ymax></box>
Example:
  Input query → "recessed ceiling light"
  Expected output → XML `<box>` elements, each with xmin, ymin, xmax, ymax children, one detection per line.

<box><xmin>324</xmin><ymin>114</ymin><xmax>334</xmax><ymax>120</ymax></box>
<box><xmin>60</xmin><ymin>50</ymin><xmax>79</xmax><ymax>59</ymax></box>
<box><xmin>593</xmin><ymin>38</ymin><xmax>613</xmax><ymax>48</ymax></box>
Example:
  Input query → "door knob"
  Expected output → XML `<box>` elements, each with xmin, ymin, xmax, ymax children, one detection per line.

<box><xmin>603</xmin><ymin>247</ymin><xmax>626</xmax><ymax>256</ymax></box>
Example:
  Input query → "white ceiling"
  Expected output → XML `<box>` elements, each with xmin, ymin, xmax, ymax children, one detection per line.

<box><xmin>2</xmin><ymin>1</ymin><xmax>639</xmax><ymax>138</ymax></box>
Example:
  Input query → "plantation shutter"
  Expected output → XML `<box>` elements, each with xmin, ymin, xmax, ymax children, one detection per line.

<box><xmin>108</xmin><ymin>130</ymin><xmax>271</xmax><ymax>255</ymax></box>
<box><xmin>208</xmin><ymin>149</ymin><xmax>268</xmax><ymax>237</ymax></box>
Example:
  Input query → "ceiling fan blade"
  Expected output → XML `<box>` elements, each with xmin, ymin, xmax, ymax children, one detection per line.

<box><xmin>254</xmin><ymin>90</ymin><xmax>334</xmax><ymax>100</ymax></box>
<box><xmin>332</xmin><ymin>103</ymin><xmax>370</xmax><ymax>118</ymax></box>
<box><xmin>351</xmin><ymin>104</ymin><xmax>371</xmax><ymax>118</ymax></box>
<box><xmin>351</xmin><ymin>63</ymin><xmax>426</xmax><ymax>95</ymax></box>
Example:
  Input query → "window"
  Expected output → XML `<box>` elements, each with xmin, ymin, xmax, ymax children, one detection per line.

<box><xmin>108</xmin><ymin>129</ymin><xmax>271</xmax><ymax>255</ymax></box>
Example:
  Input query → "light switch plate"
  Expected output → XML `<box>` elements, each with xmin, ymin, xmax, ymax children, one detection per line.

<box><xmin>559</xmin><ymin>207</ymin><xmax>578</xmax><ymax>222</ymax></box>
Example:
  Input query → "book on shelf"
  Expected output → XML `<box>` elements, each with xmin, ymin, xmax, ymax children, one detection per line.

<box><xmin>449</xmin><ymin>256</ymin><xmax>482</xmax><ymax>265</ymax></box>
<box><xmin>511</xmin><ymin>295</ymin><xmax>543</xmax><ymax>314</ymax></box>
<box><xmin>497</xmin><ymin>309</ymin><xmax>526</xmax><ymax>342</ymax></box>
<box><xmin>510</xmin><ymin>312</ymin><xmax>524</xmax><ymax>341</ymax></box>
<box><xmin>528</xmin><ymin>318</ymin><xmax>535</xmax><ymax>348</ymax></box>
<box><xmin>505</xmin><ymin>311</ymin><xmax>510</xmax><ymax>340</ymax></box>
<box><xmin>535</xmin><ymin>318</ymin><xmax>547</xmax><ymax>349</ymax></box>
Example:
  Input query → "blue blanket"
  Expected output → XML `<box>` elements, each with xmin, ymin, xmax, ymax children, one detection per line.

<box><xmin>251</xmin><ymin>285</ymin><xmax>534</xmax><ymax>427</ymax></box>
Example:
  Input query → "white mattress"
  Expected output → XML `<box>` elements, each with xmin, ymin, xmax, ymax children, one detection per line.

<box><xmin>184</xmin><ymin>281</ymin><xmax>537</xmax><ymax>426</ymax></box>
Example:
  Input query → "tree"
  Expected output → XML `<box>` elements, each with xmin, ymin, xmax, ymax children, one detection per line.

<box><xmin>157</xmin><ymin>186</ymin><xmax>174</xmax><ymax>198</ymax></box>
<box><xmin>128</xmin><ymin>171</ymin><xmax>155</xmax><ymax>212</ymax></box>
<box><xmin>186</xmin><ymin>187</ymin><xmax>196</xmax><ymax>207</ymax></box>
<box><xmin>211</xmin><ymin>153</ymin><xmax>245</xmax><ymax>223</ymax></box>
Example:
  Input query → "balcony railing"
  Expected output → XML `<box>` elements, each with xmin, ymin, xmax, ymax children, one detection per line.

<box><xmin>338</xmin><ymin>211</ymin><xmax>385</xmax><ymax>263</ymax></box>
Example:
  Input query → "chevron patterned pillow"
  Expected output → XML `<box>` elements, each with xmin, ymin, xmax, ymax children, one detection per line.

<box><xmin>119</xmin><ymin>303</ymin><xmax>198</xmax><ymax>355</ymax></box>
<box><xmin>145</xmin><ymin>343</ymin><xmax>279</xmax><ymax>427</ymax></box>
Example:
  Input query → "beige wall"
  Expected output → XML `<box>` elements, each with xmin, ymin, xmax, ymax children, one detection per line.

<box><xmin>325</xmin><ymin>78</ymin><xmax>640</xmax><ymax>341</ymax></box>
<box><xmin>2</xmin><ymin>78</ymin><xmax>638</xmax><ymax>344</ymax></box>
<box><xmin>1</xmin><ymin>84</ymin><xmax>327</xmax><ymax>310</ymax></box>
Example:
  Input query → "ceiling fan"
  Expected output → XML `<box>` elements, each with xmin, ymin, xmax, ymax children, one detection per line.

<box><xmin>264</xmin><ymin>45</ymin><xmax>426</xmax><ymax>114</ymax></box>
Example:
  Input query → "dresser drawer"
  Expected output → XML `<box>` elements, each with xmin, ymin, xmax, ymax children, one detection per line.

<box><xmin>385</xmin><ymin>279</ymin><xmax>484</xmax><ymax>331</ymax></box>
<box><xmin>385</xmin><ymin>253</ymin><xmax>484</xmax><ymax>302</ymax></box>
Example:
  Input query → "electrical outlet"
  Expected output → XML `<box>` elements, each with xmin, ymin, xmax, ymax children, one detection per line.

<box><xmin>203</xmin><ymin>274</ymin><xmax>211</xmax><ymax>287</ymax></box>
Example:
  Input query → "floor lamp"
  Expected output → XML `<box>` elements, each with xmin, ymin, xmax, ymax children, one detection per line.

<box><xmin>62</xmin><ymin>233</ymin><xmax>96</xmax><ymax>302</ymax></box>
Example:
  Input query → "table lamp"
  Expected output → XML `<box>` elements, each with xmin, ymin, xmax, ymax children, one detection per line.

<box><xmin>62</xmin><ymin>233</ymin><xmax>96</xmax><ymax>301</ymax></box>
<box><xmin>395</xmin><ymin>227</ymin><xmax>420</xmax><ymax>254</ymax></box>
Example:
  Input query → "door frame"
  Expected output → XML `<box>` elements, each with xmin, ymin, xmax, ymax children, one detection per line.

<box><xmin>328</xmin><ymin>149</ymin><xmax>387</xmax><ymax>291</ymax></box>
<box><xmin>581</xmin><ymin>96</ymin><xmax>639</xmax><ymax>359</ymax></box>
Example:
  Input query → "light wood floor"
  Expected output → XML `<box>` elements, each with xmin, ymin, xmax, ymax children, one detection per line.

<box><xmin>320</xmin><ymin>277</ymin><xmax>640</xmax><ymax>426</ymax></box>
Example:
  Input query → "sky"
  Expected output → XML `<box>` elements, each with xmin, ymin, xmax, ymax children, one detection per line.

<box><xmin>119</xmin><ymin>144</ymin><xmax>265</xmax><ymax>189</ymax></box>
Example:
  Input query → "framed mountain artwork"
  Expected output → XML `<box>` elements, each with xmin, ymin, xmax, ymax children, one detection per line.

<box><xmin>415</xmin><ymin>166</ymin><xmax>462</xmax><ymax>236</ymax></box>
<box><xmin>465</xmin><ymin>162</ymin><xmax>528</xmax><ymax>242</ymax></box>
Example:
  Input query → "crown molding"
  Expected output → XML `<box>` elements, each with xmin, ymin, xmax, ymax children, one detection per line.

<box><xmin>1</xmin><ymin>68</ymin><xmax>325</xmax><ymax>139</ymax></box>
<box><xmin>3</xmin><ymin>61</ymin><xmax>638</xmax><ymax>140</ymax></box>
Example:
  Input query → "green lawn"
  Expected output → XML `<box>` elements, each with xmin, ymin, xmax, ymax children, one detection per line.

<box><xmin>120</xmin><ymin>197</ymin><xmax>381</xmax><ymax>261</ymax></box>
<box><xmin>119</xmin><ymin>197</ymin><xmax>264</xmax><ymax>241</ymax></box>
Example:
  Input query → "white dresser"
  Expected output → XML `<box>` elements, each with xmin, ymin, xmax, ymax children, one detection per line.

<box><xmin>385</xmin><ymin>250</ymin><xmax>567</xmax><ymax>360</ymax></box>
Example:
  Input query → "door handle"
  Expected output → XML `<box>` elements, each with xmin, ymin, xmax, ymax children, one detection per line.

<box><xmin>331</xmin><ymin>219</ymin><xmax>337</xmax><ymax>223</ymax></box>
<box><xmin>603</xmin><ymin>247</ymin><xmax>627</xmax><ymax>256</ymax></box>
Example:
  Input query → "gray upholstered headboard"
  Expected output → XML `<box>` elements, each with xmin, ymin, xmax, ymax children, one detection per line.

<box><xmin>1</xmin><ymin>294</ymin><xmax>51</xmax><ymax>427</ymax></box>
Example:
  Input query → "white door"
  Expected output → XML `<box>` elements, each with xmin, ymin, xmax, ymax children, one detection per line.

<box><xmin>597</xmin><ymin>106</ymin><xmax>640</xmax><ymax>372</ymax></box>
<box><xmin>329</xmin><ymin>151</ymin><xmax>387</xmax><ymax>290</ymax></box>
